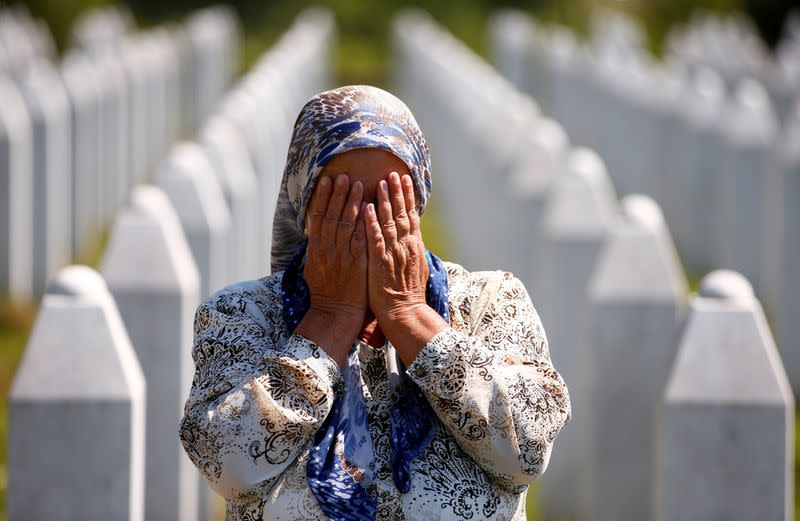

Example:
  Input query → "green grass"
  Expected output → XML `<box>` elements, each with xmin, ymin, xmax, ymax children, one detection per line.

<box><xmin>527</xmin><ymin>485</ymin><xmax>541</xmax><ymax>521</ymax></box>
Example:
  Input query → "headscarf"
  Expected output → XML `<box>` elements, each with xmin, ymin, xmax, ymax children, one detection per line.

<box><xmin>270</xmin><ymin>85</ymin><xmax>448</xmax><ymax>521</ymax></box>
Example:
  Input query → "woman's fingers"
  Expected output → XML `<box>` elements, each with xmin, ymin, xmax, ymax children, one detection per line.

<box><xmin>387</xmin><ymin>172</ymin><xmax>410</xmax><ymax>236</ymax></box>
<box><xmin>351</xmin><ymin>202</ymin><xmax>367</xmax><ymax>259</ymax></box>
<box><xmin>401</xmin><ymin>174</ymin><xmax>420</xmax><ymax>235</ymax></box>
<box><xmin>365</xmin><ymin>202</ymin><xmax>386</xmax><ymax>261</ymax></box>
<box><xmin>376</xmin><ymin>179</ymin><xmax>398</xmax><ymax>245</ymax></box>
<box><xmin>307</xmin><ymin>176</ymin><xmax>332</xmax><ymax>240</ymax></box>
<box><xmin>337</xmin><ymin>181</ymin><xmax>363</xmax><ymax>251</ymax></box>
<box><xmin>321</xmin><ymin>174</ymin><xmax>350</xmax><ymax>245</ymax></box>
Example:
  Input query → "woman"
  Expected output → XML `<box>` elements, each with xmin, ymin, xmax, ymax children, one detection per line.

<box><xmin>179</xmin><ymin>85</ymin><xmax>570</xmax><ymax>521</ymax></box>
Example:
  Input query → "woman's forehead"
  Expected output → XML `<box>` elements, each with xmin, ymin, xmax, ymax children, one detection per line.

<box><xmin>320</xmin><ymin>148</ymin><xmax>411</xmax><ymax>176</ymax></box>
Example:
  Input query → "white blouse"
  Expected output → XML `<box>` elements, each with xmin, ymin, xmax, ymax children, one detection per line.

<box><xmin>179</xmin><ymin>261</ymin><xmax>571</xmax><ymax>521</ymax></box>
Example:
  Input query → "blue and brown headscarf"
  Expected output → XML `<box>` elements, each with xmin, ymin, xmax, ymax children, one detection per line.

<box><xmin>270</xmin><ymin>85</ymin><xmax>448</xmax><ymax>521</ymax></box>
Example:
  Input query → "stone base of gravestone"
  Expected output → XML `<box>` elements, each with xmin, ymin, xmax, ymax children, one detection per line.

<box><xmin>8</xmin><ymin>265</ymin><xmax>145</xmax><ymax>521</ymax></box>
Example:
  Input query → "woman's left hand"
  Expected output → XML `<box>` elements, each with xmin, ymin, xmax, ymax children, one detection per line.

<box><xmin>365</xmin><ymin>172</ymin><xmax>448</xmax><ymax>364</ymax></box>
<box><xmin>364</xmin><ymin>172</ymin><xmax>428</xmax><ymax>322</ymax></box>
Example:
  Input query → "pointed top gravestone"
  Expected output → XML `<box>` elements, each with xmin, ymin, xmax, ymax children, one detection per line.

<box><xmin>8</xmin><ymin>265</ymin><xmax>146</xmax><ymax>521</ymax></box>
<box><xmin>587</xmin><ymin>194</ymin><xmax>687</xmax><ymax>521</ymax></box>
<box><xmin>590</xmin><ymin>194</ymin><xmax>686</xmax><ymax>301</ymax></box>
<box><xmin>666</xmin><ymin>270</ymin><xmax>791</xmax><ymax>404</ymax></box>
<box><xmin>102</xmin><ymin>185</ymin><xmax>200</xmax><ymax>521</ymax></box>
<box><xmin>543</xmin><ymin>147</ymin><xmax>617</xmax><ymax>238</ymax></box>
<box><xmin>723</xmin><ymin>77</ymin><xmax>777</xmax><ymax>147</ymax></box>
<box><xmin>659</xmin><ymin>270</ymin><xmax>793</xmax><ymax>521</ymax></box>
<box><xmin>102</xmin><ymin>185</ymin><xmax>199</xmax><ymax>293</ymax></box>
<box><xmin>11</xmin><ymin>265</ymin><xmax>145</xmax><ymax>400</ymax></box>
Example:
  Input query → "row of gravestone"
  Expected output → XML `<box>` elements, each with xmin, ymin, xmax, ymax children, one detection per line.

<box><xmin>393</xmin><ymin>10</ymin><xmax>794</xmax><ymax>521</ymax></box>
<box><xmin>7</xmin><ymin>7</ymin><xmax>334</xmax><ymax>521</ymax></box>
<box><xmin>487</xmin><ymin>9</ymin><xmax>800</xmax><ymax>405</ymax></box>
<box><xmin>0</xmin><ymin>4</ymin><xmax>238</xmax><ymax>304</ymax></box>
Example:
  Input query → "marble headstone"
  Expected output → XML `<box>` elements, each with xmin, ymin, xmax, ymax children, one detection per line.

<box><xmin>9</xmin><ymin>265</ymin><xmax>146</xmax><ymax>521</ymax></box>
<box><xmin>586</xmin><ymin>194</ymin><xmax>687</xmax><ymax>521</ymax></box>
<box><xmin>101</xmin><ymin>186</ymin><xmax>200</xmax><ymax>521</ymax></box>
<box><xmin>659</xmin><ymin>270</ymin><xmax>793</xmax><ymax>521</ymax></box>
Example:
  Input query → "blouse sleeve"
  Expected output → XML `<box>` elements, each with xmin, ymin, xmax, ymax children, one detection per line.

<box><xmin>178</xmin><ymin>285</ymin><xmax>343</xmax><ymax>500</ymax></box>
<box><xmin>406</xmin><ymin>273</ymin><xmax>571</xmax><ymax>492</ymax></box>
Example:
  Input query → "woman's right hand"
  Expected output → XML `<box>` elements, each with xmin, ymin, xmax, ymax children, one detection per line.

<box><xmin>295</xmin><ymin>174</ymin><xmax>368</xmax><ymax>366</ymax></box>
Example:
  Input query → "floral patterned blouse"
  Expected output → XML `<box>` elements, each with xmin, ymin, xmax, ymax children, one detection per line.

<box><xmin>179</xmin><ymin>261</ymin><xmax>571</xmax><ymax>521</ymax></box>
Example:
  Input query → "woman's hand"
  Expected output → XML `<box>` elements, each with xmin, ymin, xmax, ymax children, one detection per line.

<box><xmin>365</xmin><ymin>172</ymin><xmax>427</xmax><ymax>319</ymax></box>
<box><xmin>365</xmin><ymin>172</ymin><xmax>447</xmax><ymax>365</ymax></box>
<box><xmin>296</xmin><ymin>174</ymin><xmax>368</xmax><ymax>366</ymax></box>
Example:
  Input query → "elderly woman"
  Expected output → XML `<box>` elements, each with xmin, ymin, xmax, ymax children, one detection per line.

<box><xmin>179</xmin><ymin>85</ymin><xmax>570</xmax><ymax>521</ymax></box>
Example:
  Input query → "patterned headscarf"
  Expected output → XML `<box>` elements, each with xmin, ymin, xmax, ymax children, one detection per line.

<box><xmin>271</xmin><ymin>85</ymin><xmax>433</xmax><ymax>273</ymax></box>
<box><xmin>271</xmin><ymin>86</ymin><xmax>448</xmax><ymax>521</ymax></box>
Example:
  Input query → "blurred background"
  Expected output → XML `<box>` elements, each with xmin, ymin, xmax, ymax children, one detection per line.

<box><xmin>9</xmin><ymin>0</ymin><xmax>800</xmax><ymax>86</ymax></box>
<box><xmin>1</xmin><ymin>0</ymin><xmax>798</xmax><ymax>520</ymax></box>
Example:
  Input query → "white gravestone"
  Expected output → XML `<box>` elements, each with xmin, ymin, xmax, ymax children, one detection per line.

<box><xmin>200</xmin><ymin>116</ymin><xmax>260</xmax><ymax>282</ymax></box>
<box><xmin>488</xmin><ymin>10</ymin><xmax>537</xmax><ymax>95</ymax></box>
<box><xmin>669</xmin><ymin>67</ymin><xmax>726</xmax><ymax>275</ymax></box>
<box><xmin>506</xmin><ymin>118</ymin><xmax>569</xmax><ymax>286</ymax></box>
<box><xmin>158</xmin><ymin>142</ymin><xmax>229</xmax><ymax>521</ymax></box>
<box><xmin>0</xmin><ymin>75</ymin><xmax>33</xmax><ymax>302</ymax></box>
<box><xmin>590</xmin><ymin>47</ymin><xmax>631</xmax><ymax>196</ymax></box>
<box><xmin>19</xmin><ymin>61</ymin><xmax>72</xmax><ymax>297</ymax></box>
<box><xmin>61</xmin><ymin>51</ymin><xmax>102</xmax><ymax>260</ymax></box>
<box><xmin>776</xmin><ymin>104</ymin><xmax>800</xmax><ymax>395</ymax></box>
<box><xmin>71</xmin><ymin>6</ymin><xmax>131</xmax><ymax>51</ymax></box>
<box><xmin>93</xmin><ymin>53</ymin><xmax>130</xmax><ymax>223</ymax></box>
<box><xmin>548</xmin><ymin>28</ymin><xmax>589</xmax><ymax>146</ymax></box>
<box><xmin>536</xmin><ymin>148</ymin><xmax>617</xmax><ymax>521</ymax></box>
<box><xmin>220</xmin><ymin>91</ymin><xmax>275</xmax><ymax>273</ymax></box>
<box><xmin>760</xmin><ymin>96</ymin><xmax>796</xmax><ymax>320</ymax></box>
<box><xmin>159</xmin><ymin>142</ymin><xmax>231</xmax><ymax>299</ymax></box>
<box><xmin>149</xmin><ymin>30</ymin><xmax>181</xmax><ymax>159</ymax></box>
<box><xmin>101</xmin><ymin>186</ymin><xmax>200</xmax><ymax>521</ymax></box>
<box><xmin>187</xmin><ymin>7</ymin><xmax>238</xmax><ymax>129</ymax></box>
<box><xmin>713</xmin><ymin>78</ymin><xmax>778</xmax><ymax>290</ymax></box>
<box><xmin>658</xmin><ymin>270</ymin><xmax>793</xmax><ymax>521</ymax></box>
<box><xmin>119</xmin><ymin>37</ymin><xmax>150</xmax><ymax>188</ymax></box>
<box><xmin>8</xmin><ymin>265</ymin><xmax>146</xmax><ymax>521</ymax></box>
<box><xmin>586</xmin><ymin>194</ymin><xmax>687</xmax><ymax>521</ymax></box>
